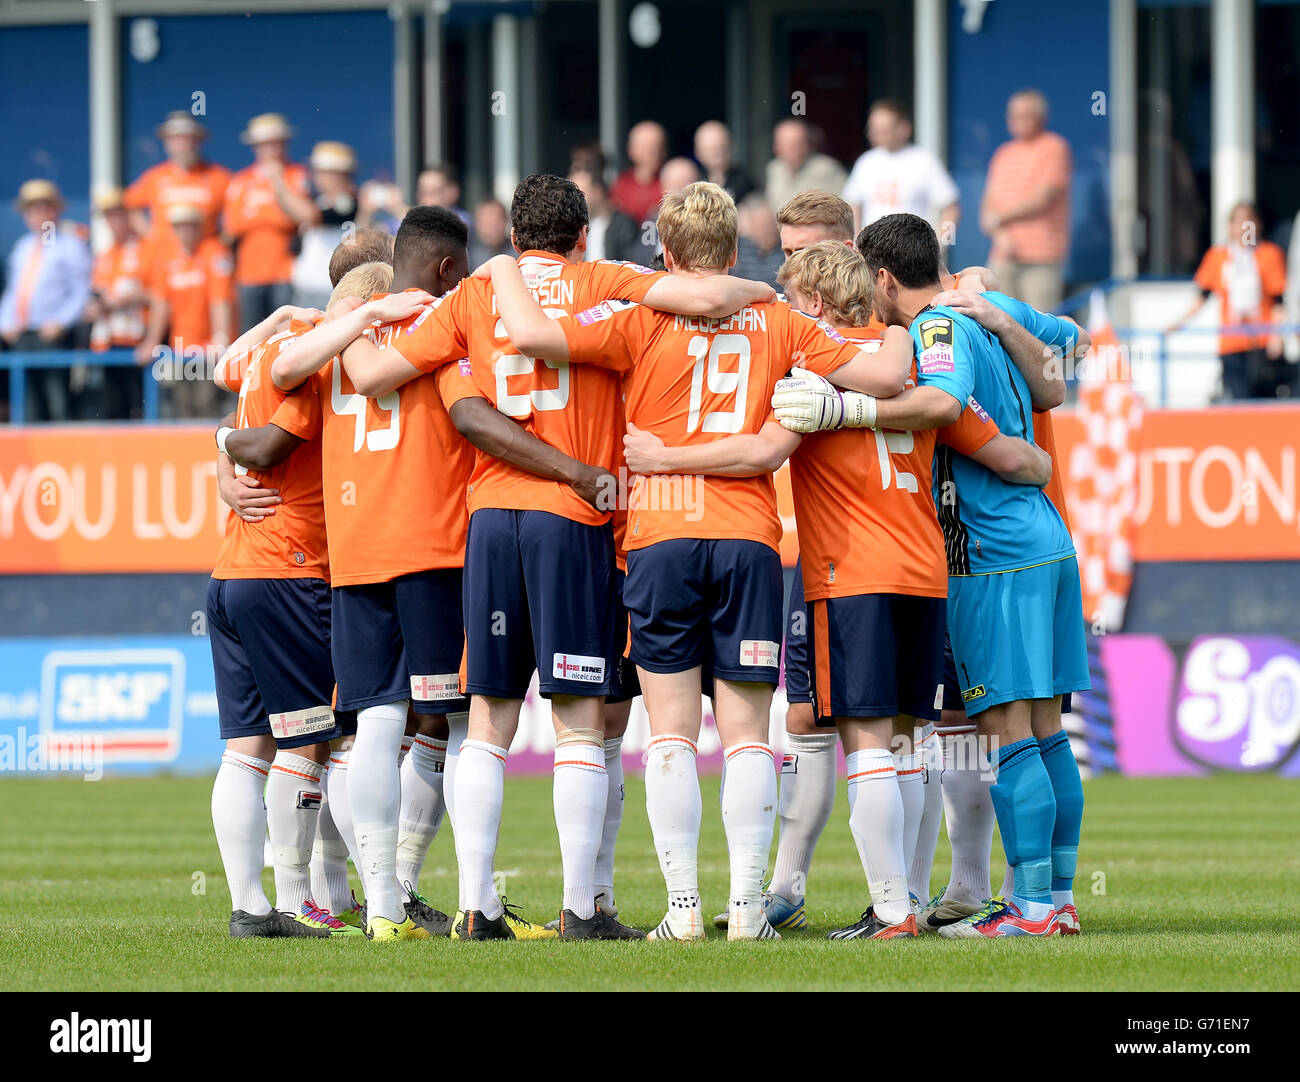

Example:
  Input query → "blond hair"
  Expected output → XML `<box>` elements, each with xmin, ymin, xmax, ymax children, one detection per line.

<box><xmin>777</xmin><ymin>241</ymin><xmax>873</xmax><ymax>328</ymax></box>
<box><xmin>776</xmin><ymin>190</ymin><xmax>854</xmax><ymax>241</ymax></box>
<box><xmin>328</xmin><ymin>261</ymin><xmax>394</xmax><ymax>310</ymax></box>
<box><xmin>656</xmin><ymin>181</ymin><xmax>737</xmax><ymax>272</ymax></box>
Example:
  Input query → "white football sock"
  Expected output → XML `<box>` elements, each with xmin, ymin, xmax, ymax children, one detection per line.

<box><xmin>594</xmin><ymin>736</ymin><xmax>625</xmax><ymax>908</ymax></box>
<box><xmin>894</xmin><ymin>747</ymin><xmax>925</xmax><ymax>899</ymax></box>
<box><xmin>398</xmin><ymin>733</ymin><xmax>414</xmax><ymax>765</ymax></box>
<box><xmin>722</xmin><ymin>743</ymin><xmax>778</xmax><ymax>916</ymax></box>
<box><xmin>349</xmin><ymin>702</ymin><xmax>407</xmax><ymax>923</ymax></box>
<box><xmin>770</xmin><ymin>730</ymin><xmax>837</xmax><ymax>905</ymax></box>
<box><xmin>212</xmin><ymin>751</ymin><xmax>272</xmax><ymax>915</ymax></box>
<box><xmin>645</xmin><ymin>735</ymin><xmax>702</xmax><ymax>931</ymax></box>
<box><xmin>265</xmin><ymin>751</ymin><xmax>323</xmax><ymax>914</ymax></box>
<box><xmin>554</xmin><ymin>741</ymin><xmax>607</xmax><ymax>920</ymax></box>
<box><xmin>442</xmin><ymin>711</ymin><xmax>469</xmax><ymax>907</ymax></box>
<box><xmin>1052</xmin><ymin>888</ymin><xmax>1073</xmax><ymax>909</ymax></box>
<box><xmin>846</xmin><ymin>748</ymin><xmax>910</xmax><ymax>925</ymax></box>
<box><xmin>326</xmin><ymin>748</ymin><xmax>360</xmax><ymax>867</ymax></box>
<box><xmin>455</xmin><ymin>739</ymin><xmax>508</xmax><ymax>920</ymax></box>
<box><xmin>909</xmin><ymin>723</ymin><xmax>945</xmax><ymax>902</ymax></box>
<box><xmin>940</xmin><ymin>727</ymin><xmax>995</xmax><ymax>904</ymax></box>
<box><xmin>1000</xmin><ymin>863</ymin><xmax>1014</xmax><ymax>899</ymax></box>
<box><xmin>311</xmin><ymin>764</ymin><xmax>353</xmax><ymax>915</ymax></box>
<box><xmin>396</xmin><ymin>734</ymin><xmax>447</xmax><ymax>892</ymax></box>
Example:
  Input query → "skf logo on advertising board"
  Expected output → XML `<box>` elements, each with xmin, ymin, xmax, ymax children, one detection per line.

<box><xmin>40</xmin><ymin>650</ymin><xmax>185</xmax><ymax>764</ymax></box>
<box><xmin>1175</xmin><ymin>637</ymin><xmax>1300</xmax><ymax>772</ymax></box>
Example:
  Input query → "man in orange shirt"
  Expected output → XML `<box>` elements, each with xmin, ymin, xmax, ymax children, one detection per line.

<box><xmin>980</xmin><ymin>90</ymin><xmax>1072</xmax><ymax>310</ymax></box>
<box><xmin>489</xmin><ymin>182</ymin><xmax>919</xmax><ymax>940</ymax></box>
<box><xmin>205</xmin><ymin>284</ymin><xmax>366</xmax><ymax>940</ymax></box>
<box><xmin>86</xmin><ymin>189</ymin><xmax>148</xmax><ymax>418</ymax></box>
<box><xmin>334</xmin><ymin>175</ymin><xmax>776</xmax><ymax>940</ymax></box>
<box><xmin>224</xmin><ymin>114</ymin><xmax>318</xmax><ymax>330</ymax></box>
<box><xmin>136</xmin><ymin>204</ymin><xmax>235</xmax><ymax>418</ymax></box>
<box><xmin>125</xmin><ymin>112</ymin><xmax>230</xmax><ymax>270</ymax></box>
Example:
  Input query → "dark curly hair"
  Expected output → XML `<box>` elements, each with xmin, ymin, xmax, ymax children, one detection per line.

<box><xmin>509</xmin><ymin>173</ymin><xmax>589</xmax><ymax>256</ymax></box>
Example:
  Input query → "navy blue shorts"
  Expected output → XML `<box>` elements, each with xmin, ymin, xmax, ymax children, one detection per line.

<box><xmin>784</xmin><ymin>560</ymin><xmax>811</xmax><ymax>705</ymax></box>
<box><xmin>331</xmin><ymin>568</ymin><xmax>469</xmax><ymax>715</ymax></box>
<box><xmin>606</xmin><ymin>569</ymin><xmax>641</xmax><ymax>705</ymax></box>
<box><xmin>810</xmin><ymin>592</ymin><xmax>946</xmax><ymax>725</ymax></box>
<box><xmin>624</xmin><ymin>538</ymin><xmax>783</xmax><ymax>685</ymax></box>
<box><xmin>207</xmin><ymin>576</ymin><xmax>343</xmax><ymax>748</ymax></box>
<box><xmin>463</xmin><ymin>508</ymin><xmax>615</xmax><ymax>699</ymax></box>
<box><xmin>939</xmin><ymin>631</ymin><xmax>1073</xmax><ymax>715</ymax></box>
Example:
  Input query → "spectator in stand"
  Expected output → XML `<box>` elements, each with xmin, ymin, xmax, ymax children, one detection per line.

<box><xmin>125</xmin><ymin>112</ymin><xmax>230</xmax><ymax>262</ymax></box>
<box><xmin>136</xmin><ymin>204</ymin><xmax>234</xmax><ymax>419</ymax></box>
<box><xmin>569</xmin><ymin>166</ymin><xmax>651</xmax><ymax>265</ymax></box>
<box><xmin>733</xmin><ymin>193</ymin><xmax>784</xmax><ymax>290</ymax></box>
<box><xmin>843</xmin><ymin>99</ymin><xmax>960</xmax><ymax>239</ymax></box>
<box><xmin>610</xmin><ymin>120</ymin><xmax>668</xmax><ymax>229</ymax></box>
<box><xmin>569</xmin><ymin>141</ymin><xmax>608</xmax><ymax>182</ymax></box>
<box><xmin>694</xmin><ymin>120</ymin><xmax>755</xmax><ymax>203</ymax></box>
<box><xmin>1168</xmin><ymin>201</ymin><xmax>1290</xmax><ymax>400</ymax></box>
<box><xmin>0</xmin><ymin>180</ymin><xmax>92</xmax><ymax>421</ymax></box>
<box><xmin>355</xmin><ymin>180</ymin><xmax>406</xmax><ymax>235</ymax></box>
<box><xmin>660</xmin><ymin>157</ymin><xmax>701</xmax><ymax>196</ymax></box>
<box><xmin>224</xmin><ymin>114</ymin><xmax>317</xmax><ymax>330</ymax></box>
<box><xmin>469</xmin><ymin>198</ymin><xmax>515</xmax><ymax>266</ymax></box>
<box><xmin>764</xmin><ymin>118</ymin><xmax>847</xmax><ymax>214</ymax></box>
<box><xmin>980</xmin><ymin>89</ymin><xmax>1072</xmax><ymax>310</ymax></box>
<box><xmin>86</xmin><ymin>187</ymin><xmax>148</xmax><ymax>418</ymax></box>
<box><xmin>291</xmin><ymin>141</ymin><xmax>359</xmax><ymax>310</ymax></box>
<box><xmin>416</xmin><ymin>164</ymin><xmax>470</xmax><ymax>227</ymax></box>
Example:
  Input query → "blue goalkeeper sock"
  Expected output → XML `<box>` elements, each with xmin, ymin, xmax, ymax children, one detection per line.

<box><xmin>989</xmin><ymin>737</ymin><xmax>1055</xmax><ymax>915</ymax></box>
<box><xmin>1038</xmin><ymin>729</ymin><xmax>1083</xmax><ymax>905</ymax></box>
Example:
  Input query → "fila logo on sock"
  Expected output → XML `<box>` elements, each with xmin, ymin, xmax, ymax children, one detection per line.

<box><xmin>296</xmin><ymin>790</ymin><xmax>322</xmax><ymax>810</ymax></box>
<box><xmin>780</xmin><ymin>753</ymin><xmax>799</xmax><ymax>776</ymax></box>
<box><xmin>739</xmin><ymin>639</ymin><xmax>780</xmax><ymax>667</ymax></box>
<box><xmin>553</xmin><ymin>653</ymin><xmax>606</xmax><ymax>683</ymax></box>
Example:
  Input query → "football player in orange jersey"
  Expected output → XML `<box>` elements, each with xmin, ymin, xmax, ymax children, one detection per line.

<box><xmin>204</xmin><ymin>274</ymin><xmax>378</xmax><ymax>941</ymax></box>
<box><xmin>268</xmin><ymin>203</ymin><xmax>643</xmax><ymax>940</ymax></box>
<box><xmin>332</xmin><ymin>175</ymin><xmax>776</xmax><ymax>941</ymax></box>
<box><xmin>488</xmin><ymin>181</ymin><xmax>922</xmax><ymax>940</ymax></box>
<box><xmin>606</xmin><ymin>240</ymin><xmax>1053</xmax><ymax>938</ymax></box>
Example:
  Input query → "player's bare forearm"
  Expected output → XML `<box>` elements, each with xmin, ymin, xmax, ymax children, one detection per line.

<box><xmin>871</xmin><ymin>385</ymin><xmax>963</xmax><ymax>431</ymax></box>
<box><xmin>448</xmin><ymin>397</ymin><xmax>609</xmax><ymax>507</ymax></box>
<box><xmin>489</xmin><ymin>256</ymin><xmax>571</xmax><ymax>360</ymax></box>
<box><xmin>826</xmin><ymin>325</ymin><xmax>913</xmax><ymax>396</ymax></box>
<box><xmin>642</xmin><ymin>274</ymin><xmax>776</xmax><ymax>319</ymax></box>
<box><xmin>625</xmin><ymin>421</ymin><xmax>799</xmax><ymax>477</ymax></box>
<box><xmin>217</xmin><ymin>451</ymin><xmax>280</xmax><ymax>521</ymax></box>
<box><xmin>997</xmin><ymin>317</ymin><xmax>1067</xmax><ymax>411</ymax></box>
<box><xmin>224</xmin><ymin>423</ymin><xmax>302</xmax><ymax>471</ymax></box>
<box><xmin>273</xmin><ymin>307</ymin><xmax>371</xmax><ymax>390</ymax></box>
<box><xmin>972</xmin><ymin>434</ymin><xmax>1052</xmax><ymax>486</ymax></box>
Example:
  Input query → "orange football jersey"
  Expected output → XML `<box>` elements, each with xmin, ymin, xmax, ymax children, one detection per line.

<box><xmin>561</xmin><ymin>297</ymin><xmax>883</xmax><ymax>553</ymax></box>
<box><xmin>223</xmin><ymin>162</ymin><xmax>311</xmax><ymax>285</ymax></box>
<box><xmin>309</xmin><ymin>299</ymin><xmax>477</xmax><ymax>586</ymax></box>
<box><xmin>147</xmin><ymin>235</ymin><xmax>235</xmax><ymax>350</ymax></box>
<box><xmin>387</xmin><ymin>251</ymin><xmax>666</xmax><ymax>527</ymax></box>
<box><xmin>790</xmin><ymin>324</ymin><xmax>946</xmax><ymax>600</ymax></box>
<box><xmin>1032</xmin><ymin>409</ymin><xmax>1070</xmax><ymax>532</ymax></box>
<box><xmin>213</xmin><ymin>320</ymin><xmax>328</xmax><ymax>580</ymax></box>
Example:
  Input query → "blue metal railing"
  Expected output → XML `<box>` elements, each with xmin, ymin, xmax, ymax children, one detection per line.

<box><xmin>0</xmin><ymin>349</ymin><xmax>160</xmax><ymax>422</ymax></box>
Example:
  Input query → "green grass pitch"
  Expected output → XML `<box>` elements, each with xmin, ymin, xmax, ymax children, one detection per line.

<box><xmin>1</xmin><ymin>773</ymin><xmax>1296</xmax><ymax>991</ymax></box>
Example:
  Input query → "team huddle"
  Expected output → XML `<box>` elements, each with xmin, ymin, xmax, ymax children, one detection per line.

<box><xmin>205</xmin><ymin>173</ymin><xmax>1090</xmax><ymax>943</ymax></box>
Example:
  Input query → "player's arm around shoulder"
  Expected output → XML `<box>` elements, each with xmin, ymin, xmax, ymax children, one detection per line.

<box><xmin>623</xmin><ymin>420</ymin><xmax>800</xmax><ymax>477</ymax></box>
<box><xmin>822</xmin><ymin>324</ymin><xmax>913</xmax><ymax>397</ymax></box>
<box><xmin>488</xmin><ymin>254</ymin><xmax>570</xmax><ymax>360</ymax></box>
<box><xmin>970</xmin><ymin>434</ymin><xmax>1052</xmax><ymax>487</ymax></box>
<box><xmin>640</xmin><ymin>272</ymin><xmax>776</xmax><ymax>319</ymax></box>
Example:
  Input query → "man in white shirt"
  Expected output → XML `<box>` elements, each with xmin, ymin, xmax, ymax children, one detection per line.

<box><xmin>842</xmin><ymin>100</ymin><xmax>960</xmax><ymax>241</ymax></box>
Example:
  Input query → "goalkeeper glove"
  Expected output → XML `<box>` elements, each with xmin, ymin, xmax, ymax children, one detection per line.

<box><xmin>772</xmin><ymin>367</ymin><xmax>877</xmax><ymax>432</ymax></box>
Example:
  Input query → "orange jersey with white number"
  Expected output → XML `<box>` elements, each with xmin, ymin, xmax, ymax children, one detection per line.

<box><xmin>561</xmin><ymin>297</ymin><xmax>879</xmax><ymax>553</ymax></box>
<box><xmin>308</xmin><ymin>301</ymin><xmax>476</xmax><ymax>585</ymax></box>
<box><xmin>213</xmin><ymin>320</ymin><xmax>328</xmax><ymax>581</ymax></box>
<box><xmin>387</xmin><ymin>251</ymin><xmax>666</xmax><ymax>526</ymax></box>
<box><xmin>791</xmin><ymin>324</ymin><xmax>946</xmax><ymax>600</ymax></box>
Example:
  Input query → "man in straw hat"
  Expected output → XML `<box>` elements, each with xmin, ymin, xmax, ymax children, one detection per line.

<box><xmin>225</xmin><ymin>114</ymin><xmax>317</xmax><ymax>329</ymax></box>
<box><xmin>125</xmin><ymin>111</ymin><xmax>231</xmax><ymax>259</ymax></box>
<box><xmin>0</xmin><ymin>179</ymin><xmax>92</xmax><ymax>421</ymax></box>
